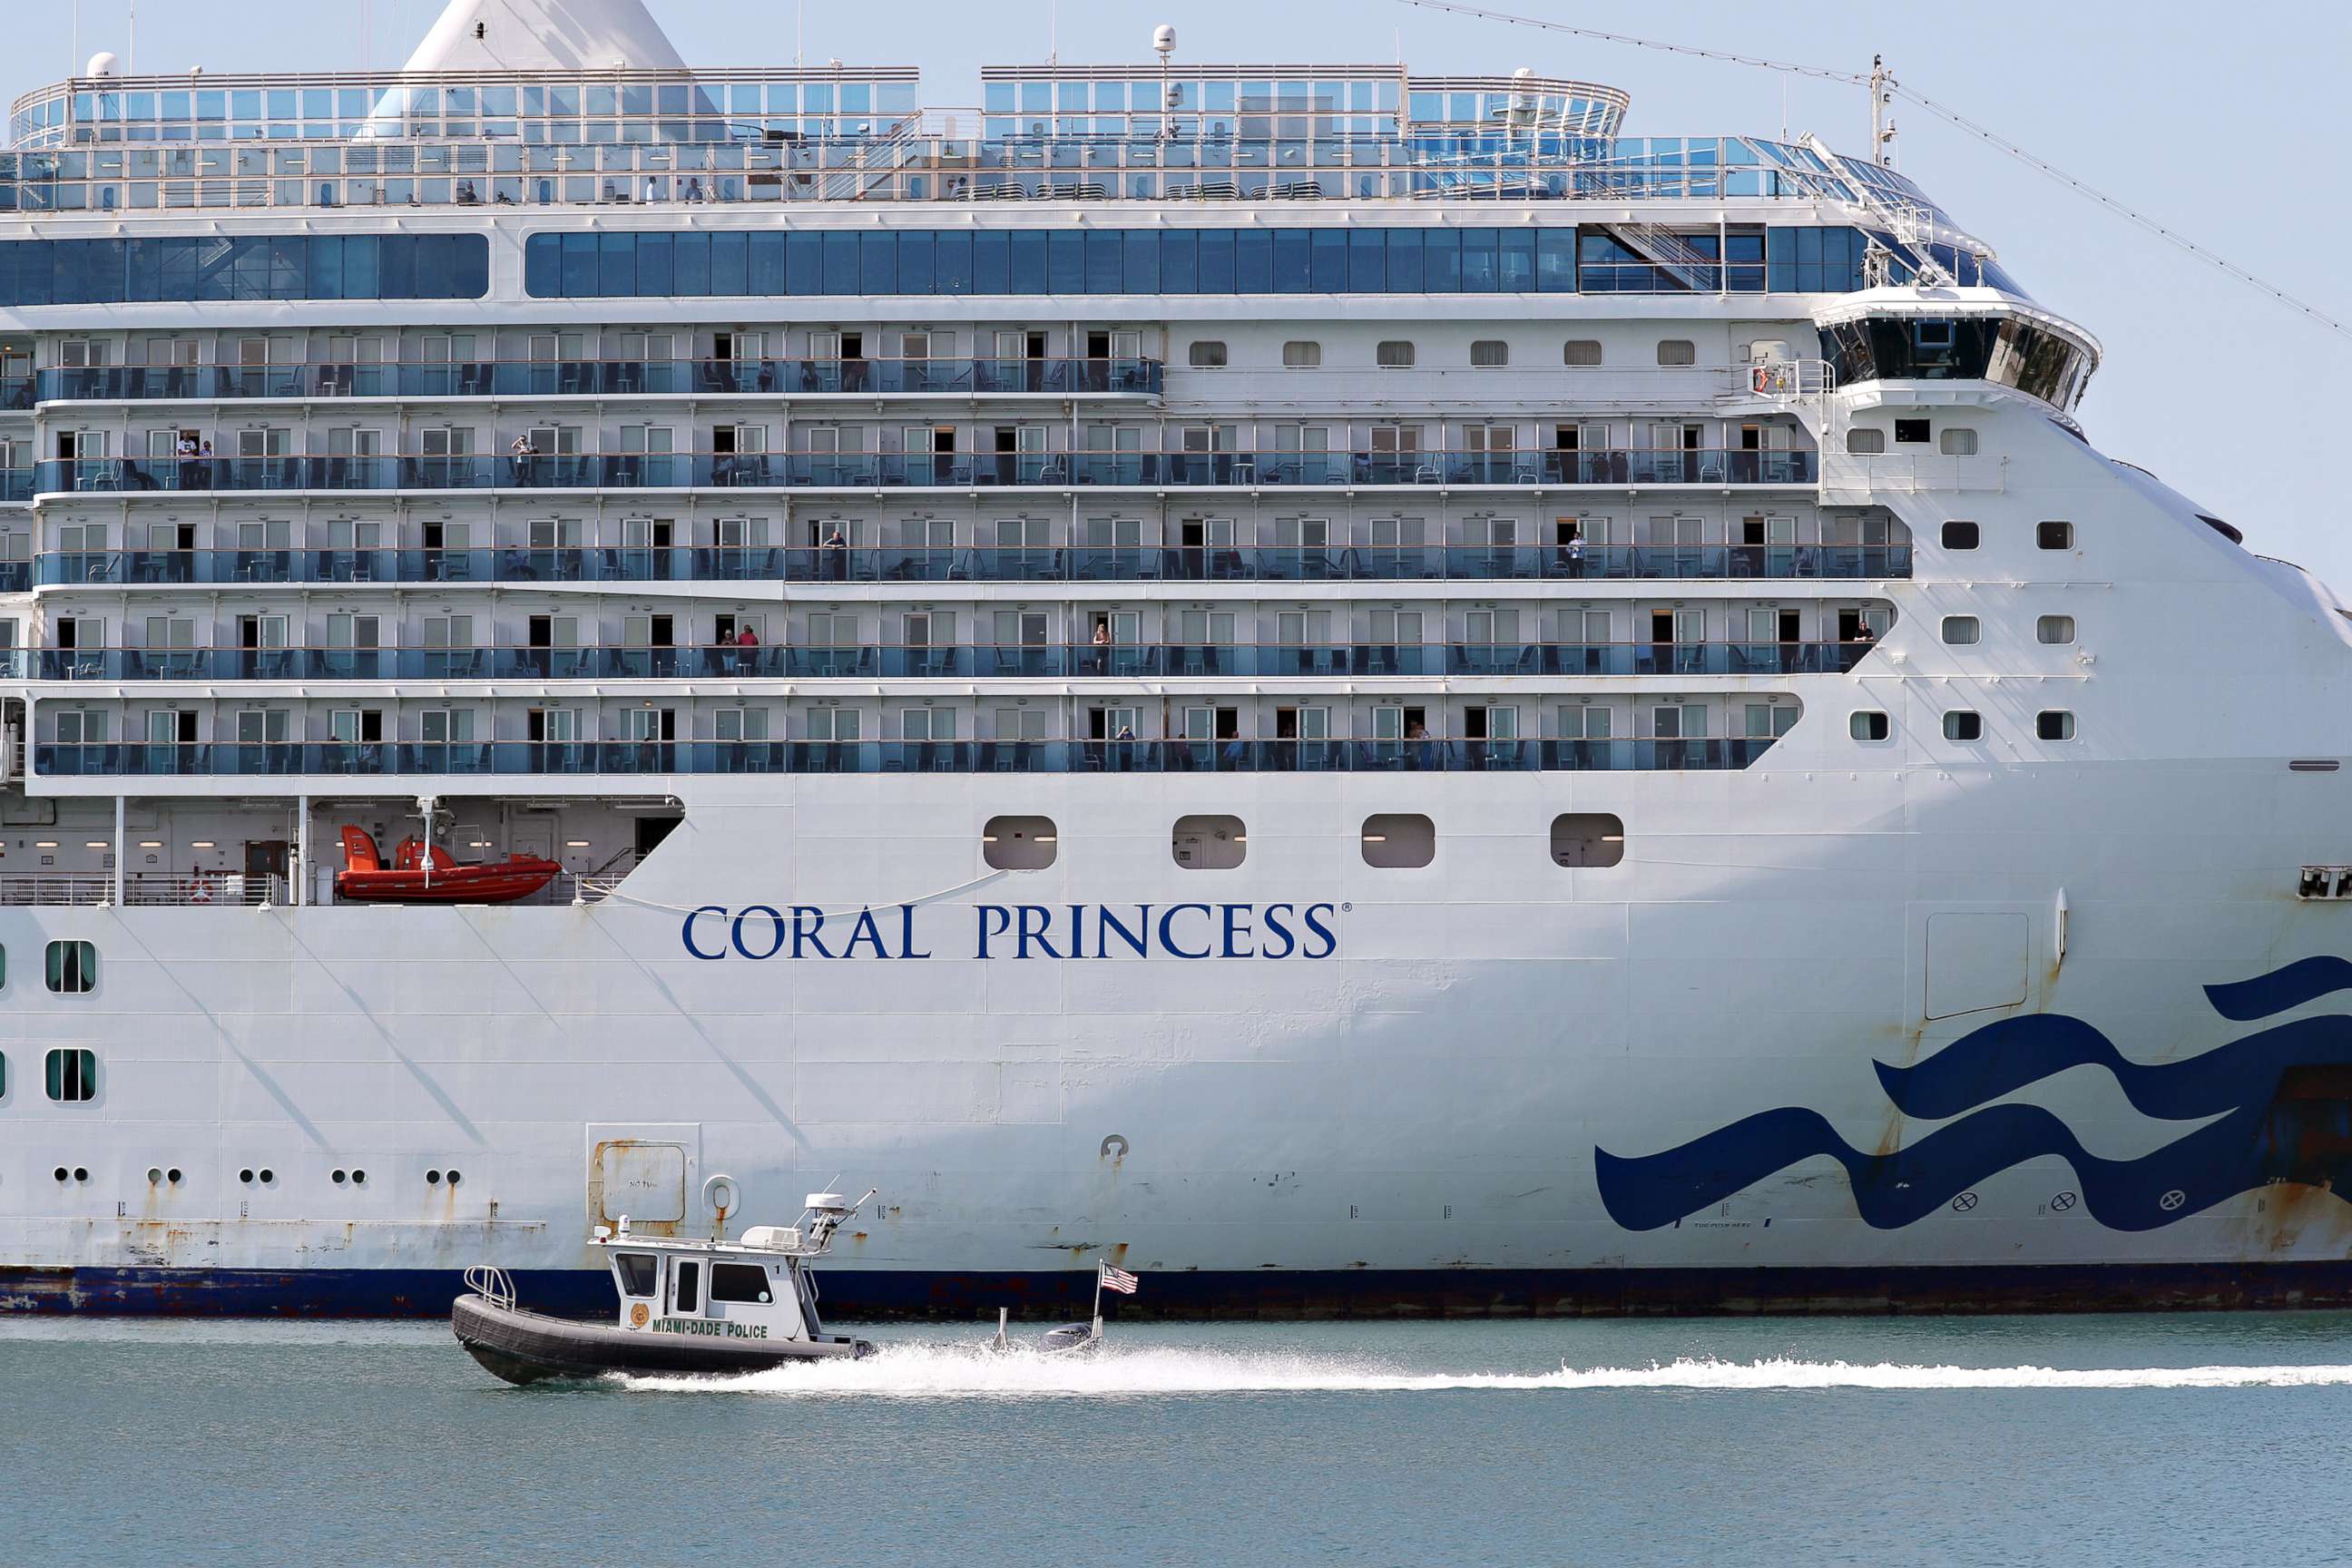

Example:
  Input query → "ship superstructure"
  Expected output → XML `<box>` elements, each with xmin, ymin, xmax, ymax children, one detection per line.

<box><xmin>2</xmin><ymin>0</ymin><xmax>2344</xmax><ymax>1317</ymax></box>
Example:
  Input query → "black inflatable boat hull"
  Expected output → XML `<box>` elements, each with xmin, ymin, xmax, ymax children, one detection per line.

<box><xmin>452</xmin><ymin>1294</ymin><xmax>874</xmax><ymax>1385</ymax></box>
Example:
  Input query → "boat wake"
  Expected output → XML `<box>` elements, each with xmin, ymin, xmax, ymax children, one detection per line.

<box><xmin>612</xmin><ymin>1345</ymin><xmax>2352</xmax><ymax>1397</ymax></box>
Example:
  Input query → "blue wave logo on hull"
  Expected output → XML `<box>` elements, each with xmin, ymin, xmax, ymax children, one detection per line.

<box><xmin>1596</xmin><ymin>956</ymin><xmax>2352</xmax><ymax>1233</ymax></box>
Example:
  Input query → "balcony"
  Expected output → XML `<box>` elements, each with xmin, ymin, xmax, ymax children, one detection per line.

<box><xmin>31</xmin><ymin>358</ymin><xmax>1165</xmax><ymax>404</ymax></box>
<box><xmin>22</xmin><ymin>641</ymin><xmax>1871</xmax><ymax>682</ymax></box>
<box><xmin>25</xmin><ymin>447</ymin><xmax>1818</xmax><ymax>500</ymax></box>
<box><xmin>27</xmin><ymin>542</ymin><xmax>1908</xmax><ymax>589</ymax></box>
<box><xmin>31</xmin><ymin>737</ymin><xmax>1782</xmax><ymax>779</ymax></box>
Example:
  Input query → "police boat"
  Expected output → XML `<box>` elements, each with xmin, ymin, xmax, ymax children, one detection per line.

<box><xmin>452</xmin><ymin>1188</ymin><xmax>877</xmax><ymax>1385</ymax></box>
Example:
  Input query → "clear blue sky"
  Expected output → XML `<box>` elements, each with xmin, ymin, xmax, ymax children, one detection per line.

<box><xmin>23</xmin><ymin>1</ymin><xmax>2352</xmax><ymax>585</ymax></box>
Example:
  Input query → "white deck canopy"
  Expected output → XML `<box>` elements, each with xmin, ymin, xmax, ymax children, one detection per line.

<box><xmin>400</xmin><ymin>0</ymin><xmax>687</xmax><ymax>74</ymax></box>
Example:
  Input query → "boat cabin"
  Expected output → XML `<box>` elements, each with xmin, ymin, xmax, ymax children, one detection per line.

<box><xmin>593</xmin><ymin>1200</ymin><xmax>858</xmax><ymax>1350</ymax></box>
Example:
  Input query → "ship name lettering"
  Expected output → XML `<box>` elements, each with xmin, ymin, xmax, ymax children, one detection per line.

<box><xmin>685</xmin><ymin>902</ymin><xmax>1338</xmax><ymax>960</ymax></box>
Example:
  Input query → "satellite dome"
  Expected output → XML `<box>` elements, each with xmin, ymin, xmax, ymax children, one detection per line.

<box><xmin>86</xmin><ymin>52</ymin><xmax>121</xmax><ymax>79</ymax></box>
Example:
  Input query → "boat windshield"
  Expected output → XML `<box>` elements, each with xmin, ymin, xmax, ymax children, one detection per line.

<box><xmin>612</xmin><ymin>1251</ymin><xmax>657</xmax><ymax>1297</ymax></box>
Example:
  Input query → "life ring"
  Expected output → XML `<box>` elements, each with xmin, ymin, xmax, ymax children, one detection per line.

<box><xmin>1752</xmin><ymin>365</ymin><xmax>1779</xmax><ymax>394</ymax></box>
<box><xmin>701</xmin><ymin>1172</ymin><xmax>740</xmax><ymax>1218</ymax></box>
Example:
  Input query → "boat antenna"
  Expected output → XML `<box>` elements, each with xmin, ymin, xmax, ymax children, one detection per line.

<box><xmin>1390</xmin><ymin>0</ymin><xmax>2352</xmax><ymax>343</ymax></box>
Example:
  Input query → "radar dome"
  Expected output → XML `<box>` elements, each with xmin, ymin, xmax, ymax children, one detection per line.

<box><xmin>86</xmin><ymin>52</ymin><xmax>120</xmax><ymax>78</ymax></box>
<box><xmin>1152</xmin><ymin>24</ymin><xmax>1177</xmax><ymax>53</ymax></box>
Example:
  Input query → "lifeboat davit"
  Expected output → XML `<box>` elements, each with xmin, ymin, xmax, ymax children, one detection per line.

<box><xmin>334</xmin><ymin>826</ymin><xmax>564</xmax><ymax>905</ymax></box>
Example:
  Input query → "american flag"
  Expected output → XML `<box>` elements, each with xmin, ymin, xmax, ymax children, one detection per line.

<box><xmin>1099</xmin><ymin>1263</ymin><xmax>1140</xmax><ymax>1295</ymax></box>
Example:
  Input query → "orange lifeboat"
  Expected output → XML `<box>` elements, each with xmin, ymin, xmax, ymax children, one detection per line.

<box><xmin>334</xmin><ymin>826</ymin><xmax>564</xmax><ymax>905</ymax></box>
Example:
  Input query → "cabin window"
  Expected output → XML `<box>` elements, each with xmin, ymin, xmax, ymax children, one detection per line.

<box><xmin>2037</xmin><ymin>710</ymin><xmax>2076</xmax><ymax>741</ymax></box>
<box><xmin>1187</xmin><ymin>340</ymin><xmax>1227</xmax><ymax>368</ymax></box>
<box><xmin>613</xmin><ymin>1252</ymin><xmax>658</xmax><ymax>1298</ymax></box>
<box><xmin>1655</xmin><ymin>339</ymin><xmax>1695</xmax><ymax>366</ymax></box>
<box><xmin>2037</xmin><ymin>614</ymin><xmax>2076</xmax><ymax>645</ymax></box>
<box><xmin>1563</xmin><ymin>339</ymin><xmax>1602</xmax><ymax>366</ymax></box>
<box><xmin>1171</xmin><ymin>814</ymin><xmax>1247</xmax><ymax>870</ymax></box>
<box><xmin>1944</xmin><ymin>710</ymin><xmax>1984</xmax><ymax>741</ymax></box>
<box><xmin>1894</xmin><ymin>417</ymin><xmax>1930</xmax><ymax>445</ymax></box>
<box><xmin>1361</xmin><ymin>813</ymin><xmax>1435</xmax><ymax>869</ymax></box>
<box><xmin>1941</xmin><ymin>615</ymin><xmax>1980</xmax><ymax>645</ymax></box>
<box><xmin>2038</xmin><ymin>521</ymin><xmax>2074</xmax><ymax>550</ymax></box>
<box><xmin>1940</xmin><ymin>427</ymin><xmax>1978</xmax><ymax>455</ymax></box>
<box><xmin>1845</xmin><ymin>427</ymin><xmax>1886</xmax><ymax>454</ymax></box>
<box><xmin>1550</xmin><ymin>813</ymin><xmax>1625</xmax><ymax>868</ymax></box>
<box><xmin>1470</xmin><ymin>339</ymin><xmax>1509</xmax><ymax>367</ymax></box>
<box><xmin>672</xmin><ymin>1259</ymin><xmax>701</xmax><ymax>1314</ymax></box>
<box><xmin>1376</xmin><ymin>339</ymin><xmax>1416</xmax><ymax>368</ymax></box>
<box><xmin>710</xmin><ymin>1262</ymin><xmax>775</xmax><ymax>1305</ymax></box>
<box><xmin>1850</xmin><ymin>711</ymin><xmax>1891</xmax><ymax>742</ymax></box>
<box><xmin>983</xmin><ymin>814</ymin><xmax>1057</xmax><ymax>870</ymax></box>
<box><xmin>1939</xmin><ymin>521</ymin><xmax>1979</xmax><ymax>550</ymax></box>
<box><xmin>45</xmin><ymin>1047</ymin><xmax>96</xmax><ymax>1102</ymax></box>
<box><xmin>45</xmin><ymin>940</ymin><xmax>95</xmax><ymax>994</ymax></box>
<box><xmin>1281</xmin><ymin>340</ymin><xmax>1321</xmax><ymax>368</ymax></box>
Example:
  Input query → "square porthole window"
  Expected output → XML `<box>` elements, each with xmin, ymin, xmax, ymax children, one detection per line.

<box><xmin>1894</xmin><ymin>417</ymin><xmax>1931</xmax><ymax>445</ymax></box>
<box><xmin>2037</xmin><ymin>521</ymin><xmax>2075</xmax><ymax>550</ymax></box>
<box><xmin>982</xmin><ymin>814</ymin><xmax>1057</xmax><ymax>869</ymax></box>
<box><xmin>1187</xmin><ymin>340</ymin><xmax>1228</xmax><ymax>368</ymax></box>
<box><xmin>1943</xmin><ymin>710</ymin><xmax>1984</xmax><ymax>741</ymax></box>
<box><xmin>1850</xmin><ymin>710</ymin><xmax>1891</xmax><ymax>742</ymax></box>
<box><xmin>1941</xmin><ymin>615</ymin><xmax>1980</xmax><ymax>645</ymax></box>
<box><xmin>1376</xmin><ymin>339</ymin><xmax>1416</xmax><ymax>368</ymax></box>
<box><xmin>1470</xmin><ymin>339</ymin><xmax>1509</xmax><ymax>367</ymax></box>
<box><xmin>1940</xmin><ymin>521</ymin><xmax>1979</xmax><ymax>550</ymax></box>
<box><xmin>1563</xmin><ymin>339</ymin><xmax>1602</xmax><ymax>366</ymax></box>
<box><xmin>1655</xmin><ymin>339</ymin><xmax>1695</xmax><ymax>366</ymax></box>
<box><xmin>2036</xmin><ymin>614</ymin><xmax>2076</xmax><ymax>644</ymax></box>
<box><xmin>1281</xmin><ymin>340</ymin><xmax>1321</xmax><ymax>368</ymax></box>
<box><xmin>1361</xmin><ymin>812</ymin><xmax>1435</xmax><ymax>868</ymax></box>
<box><xmin>1940</xmin><ymin>427</ymin><xmax>1978</xmax><ymax>455</ymax></box>
<box><xmin>2036</xmin><ymin>710</ymin><xmax>2076</xmax><ymax>741</ymax></box>
<box><xmin>44</xmin><ymin>1047</ymin><xmax>97</xmax><ymax>1102</ymax></box>
<box><xmin>1171</xmin><ymin>814</ymin><xmax>1247</xmax><ymax>870</ymax></box>
<box><xmin>44</xmin><ymin>939</ymin><xmax>95</xmax><ymax>994</ymax></box>
<box><xmin>1550</xmin><ymin>813</ymin><xmax>1624</xmax><ymax>868</ymax></box>
<box><xmin>1845</xmin><ymin>427</ymin><xmax>1886</xmax><ymax>454</ymax></box>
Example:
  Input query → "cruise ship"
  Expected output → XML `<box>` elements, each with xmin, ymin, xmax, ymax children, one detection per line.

<box><xmin>5</xmin><ymin>0</ymin><xmax>2347</xmax><ymax>1318</ymax></box>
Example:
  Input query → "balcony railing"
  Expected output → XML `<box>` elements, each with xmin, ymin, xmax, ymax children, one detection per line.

<box><xmin>0</xmin><ymin>870</ymin><xmax>285</xmax><ymax>906</ymax></box>
<box><xmin>32</xmin><ymin>357</ymin><xmax>1165</xmax><ymax>403</ymax></box>
<box><xmin>25</xmin><ymin>447</ymin><xmax>1818</xmax><ymax>498</ymax></box>
<box><xmin>26</xmin><ymin>542</ymin><xmax>1909</xmax><ymax>588</ymax></box>
<box><xmin>32</xmin><ymin>737</ymin><xmax>1780</xmax><ymax>779</ymax></box>
<box><xmin>22</xmin><ymin>641</ymin><xmax>1871</xmax><ymax>682</ymax></box>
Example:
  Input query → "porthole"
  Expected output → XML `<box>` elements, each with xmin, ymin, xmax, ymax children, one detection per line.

<box><xmin>1171</xmin><ymin>814</ymin><xmax>1247</xmax><ymax>870</ymax></box>
<box><xmin>1361</xmin><ymin>813</ymin><xmax>1436</xmax><ymax>869</ymax></box>
<box><xmin>1941</xmin><ymin>615</ymin><xmax>1980</xmax><ymax>645</ymax></box>
<box><xmin>331</xmin><ymin>1169</ymin><xmax>348</xmax><ymax>1185</ymax></box>
<box><xmin>351</xmin><ymin>1169</ymin><xmax>368</xmax><ymax>1186</ymax></box>
<box><xmin>1550</xmin><ymin>814</ymin><xmax>1625</xmax><ymax>869</ymax></box>
<box><xmin>259</xmin><ymin>1168</ymin><xmax>275</xmax><ymax>1185</ymax></box>
<box><xmin>1943</xmin><ymin>710</ymin><xmax>1984</xmax><ymax>742</ymax></box>
<box><xmin>1850</xmin><ymin>710</ymin><xmax>1891</xmax><ymax>742</ymax></box>
<box><xmin>52</xmin><ymin>1165</ymin><xmax>67</xmax><ymax>1182</ymax></box>
<box><xmin>167</xmin><ymin>1167</ymin><xmax>182</xmax><ymax>1184</ymax></box>
<box><xmin>426</xmin><ymin>1169</ymin><xmax>443</xmax><ymax>1185</ymax></box>
<box><xmin>2036</xmin><ymin>614</ymin><xmax>2076</xmax><ymax>645</ymax></box>
<box><xmin>74</xmin><ymin>1166</ymin><xmax>88</xmax><ymax>1182</ymax></box>
<box><xmin>2036</xmin><ymin>710</ymin><xmax>2076</xmax><ymax>741</ymax></box>
<box><xmin>446</xmin><ymin>1169</ymin><xmax>464</xmax><ymax>1187</ymax></box>
<box><xmin>2037</xmin><ymin>521</ymin><xmax>2075</xmax><ymax>550</ymax></box>
<box><xmin>239</xmin><ymin>1168</ymin><xmax>255</xmax><ymax>1184</ymax></box>
<box><xmin>147</xmin><ymin>1166</ymin><xmax>163</xmax><ymax>1184</ymax></box>
<box><xmin>982</xmin><ymin>814</ymin><xmax>1058</xmax><ymax>871</ymax></box>
<box><xmin>1939</xmin><ymin>521</ymin><xmax>1979</xmax><ymax>550</ymax></box>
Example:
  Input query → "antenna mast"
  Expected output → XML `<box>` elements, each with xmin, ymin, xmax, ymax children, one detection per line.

<box><xmin>1868</xmin><ymin>54</ymin><xmax>1896</xmax><ymax>167</ymax></box>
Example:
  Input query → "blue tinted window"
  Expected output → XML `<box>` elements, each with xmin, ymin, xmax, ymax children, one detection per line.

<box><xmin>1197</xmin><ymin>229</ymin><xmax>1234</xmax><ymax>292</ymax></box>
<box><xmin>894</xmin><ymin>230</ymin><xmax>932</xmax><ymax>294</ymax></box>
<box><xmin>1160</xmin><ymin>229</ymin><xmax>1196</xmax><ymax>291</ymax></box>
<box><xmin>1310</xmin><ymin>229</ymin><xmax>1347</xmax><ymax>291</ymax></box>
<box><xmin>1348</xmin><ymin>229</ymin><xmax>1385</xmax><ymax>291</ymax></box>
<box><xmin>1499</xmin><ymin>230</ymin><xmax>1535</xmax><ymax>291</ymax></box>
<box><xmin>1424</xmin><ymin>229</ymin><xmax>1459</xmax><ymax>291</ymax></box>
<box><xmin>1046</xmin><ymin>230</ymin><xmax>1084</xmax><ymax>293</ymax></box>
<box><xmin>598</xmin><ymin>231</ymin><xmax>635</xmax><ymax>296</ymax></box>
<box><xmin>524</xmin><ymin>232</ymin><xmax>559</xmax><ymax>298</ymax></box>
<box><xmin>973</xmin><ymin>230</ymin><xmax>1008</xmax><ymax>293</ymax></box>
<box><xmin>710</xmin><ymin>231</ymin><xmax>749</xmax><ymax>296</ymax></box>
<box><xmin>1000</xmin><ymin>230</ymin><xmax>1041</xmax><ymax>293</ymax></box>
<box><xmin>1536</xmin><ymin>228</ymin><xmax>1575</xmax><ymax>291</ymax></box>
<box><xmin>1122</xmin><ymin>230</ymin><xmax>1158</xmax><ymax>292</ymax></box>
<box><xmin>1085</xmin><ymin>230</ymin><xmax>1123</xmax><ymax>293</ymax></box>
<box><xmin>785</xmin><ymin>232</ymin><xmax>821</xmax><ymax>294</ymax></box>
<box><xmin>821</xmin><ymin>232</ymin><xmax>858</xmax><ymax>294</ymax></box>
<box><xmin>1459</xmin><ymin>229</ymin><xmax>1498</xmax><ymax>292</ymax></box>
<box><xmin>1385</xmin><ymin>228</ymin><xmax>1423</xmax><ymax>290</ymax></box>
<box><xmin>636</xmin><ymin>231</ymin><xmax>673</xmax><ymax>296</ymax></box>
<box><xmin>1240</xmin><ymin>229</ymin><xmax>1278</xmax><ymax>293</ymax></box>
<box><xmin>935</xmin><ymin>230</ymin><xmax>972</xmax><ymax>294</ymax></box>
<box><xmin>672</xmin><ymin>231</ymin><xmax>711</xmax><ymax>295</ymax></box>
<box><xmin>858</xmin><ymin>231</ymin><xmax>896</xmax><ymax>295</ymax></box>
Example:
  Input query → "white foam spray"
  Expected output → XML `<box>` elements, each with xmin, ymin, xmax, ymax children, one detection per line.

<box><xmin>616</xmin><ymin>1343</ymin><xmax>2352</xmax><ymax>1399</ymax></box>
